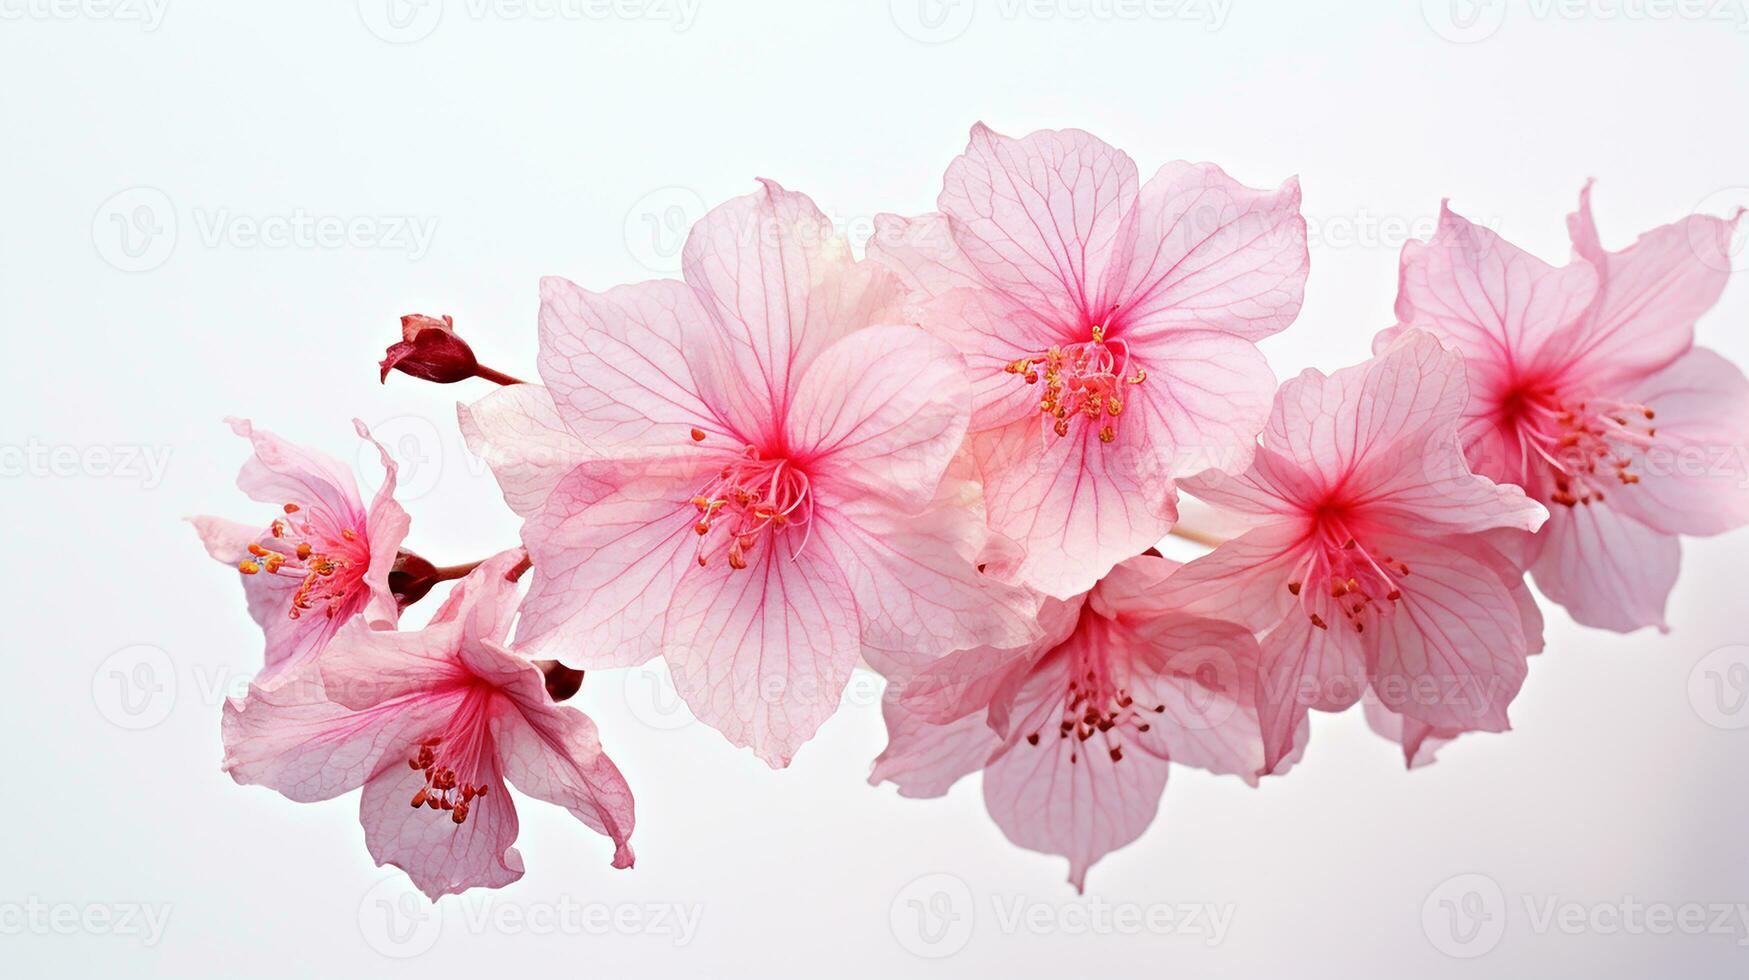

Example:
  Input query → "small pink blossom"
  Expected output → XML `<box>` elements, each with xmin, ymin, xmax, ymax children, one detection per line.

<box><xmin>191</xmin><ymin>418</ymin><xmax>409</xmax><ymax>686</ymax></box>
<box><xmin>464</xmin><ymin>181</ymin><xmax>1041</xmax><ymax>767</ymax></box>
<box><xmin>1385</xmin><ymin>188</ymin><xmax>1749</xmax><ymax>632</ymax></box>
<box><xmin>871</xmin><ymin>552</ymin><xmax>1277</xmax><ymax>890</ymax></box>
<box><xmin>222</xmin><ymin>550</ymin><xmax>635</xmax><ymax>900</ymax></box>
<box><xmin>870</xmin><ymin>123</ymin><xmax>1310</xmax><ymax>598</ymax></box>
<box><xmin>1159</xmin><ymin>332</ymin><xmax>1548</xmax><ymax>771</ymax></box>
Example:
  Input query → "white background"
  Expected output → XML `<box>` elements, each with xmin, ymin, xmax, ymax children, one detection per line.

<box><xmin>4</xmin><ymin>0</ymin><xmax>1749</xmax><ymax>976</ymax></box>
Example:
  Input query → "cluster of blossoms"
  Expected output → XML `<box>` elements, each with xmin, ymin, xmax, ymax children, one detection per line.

<box><xmin>192</xmin><ymin>124</ymin><xmax>1748</xmax><ymax>896</ymax></box>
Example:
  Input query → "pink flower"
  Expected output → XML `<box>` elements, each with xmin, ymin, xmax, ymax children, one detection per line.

<box><xmin>869</xmin><ymin>123</ymin><xmax>1310</xmax><ymax>598</ymax></box>
<box><xmin>1386</xmin><ymin>188</ymin><xmax>1749</xmax><ymax>632</ymax></box>
<box><xmin>191</xmin><ymin>418</ymin><xmax>410</xmax><ymax>686</ymax></box>
<box><xmin>221</xmin><ymin>550</ymin><xmax>635</xmax><ymax>900</ymax></box>
<box><xmin>871</xmin><ymin>552</ymin><xmax>1276</xmax><ymax>890</ymax></box>
<box><xmin>465</xmin><ymin>181</ymin><xmax>1041</xmax><ymax>767</ymax></box>
<box><xmin>1158</xmin><ymin>332</ymin><xmax>1548</xmax><ymax>772</ymax></box>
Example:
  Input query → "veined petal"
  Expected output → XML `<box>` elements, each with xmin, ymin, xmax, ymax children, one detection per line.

<box><xmin>496</xmin><ymin>703</ymin><xmax>636</xmax><ymax>870</ymax></box>
<box><xmin>516</xmin><ymin>460</ymin><xmax>707</xmax><ymax>668</ymax></box>
<box><xmin>1612</xmin><ymin>347</ymin><xmax>1749</xmax><ymax>537</ymax></box>
<box><xmin>458</xmin><ymin>383</ymin><xmax>593</xmax><ymax>518</ymax></box>
<box><xmin>361</xmin><ymin>746</ymin><xmax>522</xmax><ymax>900</ymax></box>
<box><xmin>1394</xmin><ymin>202</ymin><xmax>1598</xmax><ymax>374</ymax></box>
<box><xmin>1121</xmin><ymin>328</ymin><xmax>1275</xmax><ymax>479</ymax></box>
<box><xmin>662</xmin><ymin>537</ymin><xmax>861</xmax><ymax>767</ymax></box>
<box><xmin>1366</xmin><ymin>535</ymin><xmax>1529</xmax><ymax>732</ymax></box>
<box><xmin>786</xmin><ymin>325</ymin><xmax>969</xmax><ymax>513</ymax></box>
<box><xmin>1530</xmin><ymin>501</ymin><xmax>1680</xmax><ymax>634</ymax></box>
<box><xmin>870</xmin><ymin>695</ymin><xmax>1003</xmax><ymax>800</ymax></box>
<box><xmin>538</xmin><ymin>276</ymin><xmax>733</xmax><ymax>457</ymax></box>
<box><xmin>1563</xmin><ymin>182</ymin><xmax>1738</xmax><ymax>385</ymax></box>
<box><xmin>865</xmin><ymin>211</ymin><xmax>983</xmax><ymax>299</ymax></box>
<box><xmin>982</xmin><ymin>653</ymin><xmax>1168</xmax><ymax>892</ymax></box>
<box><xmin>940</xmin><ymin>123</ymin><xmax>1139</xmax><ymax>326</ymax></box>
<box><xmin>1109</xmin><ymin>163</ymin><xmax>1308</xmax><ymax>344</ymax></box>
<box><xmin>1252</xmin><ymin>605</ymin><xmax>1367</xmax><ymax>773</ymax></box>
<box><xmin>970</xmin><ymin>412</ymin><xmax>1178</xmax><ymax>599</ymax></box>
<box><xmin>681</xmin><ymin>180</ymin><xmax>904</xmax><ymax>444</ymax></box>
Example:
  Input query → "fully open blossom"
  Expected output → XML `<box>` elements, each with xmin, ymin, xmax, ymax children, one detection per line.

<box><xmin>869</xmin><ymin>123</ymin><xmax>1310</xmax><ymax>598</ymax></box>
<box><xmin>872</xmin><ymin>551</ymin><xmax>1277</xmax><ymax>890</ymax></box>
<box><xmin>222</xmin><ymin>550</ymin><xmax>635</xmax><ymax>900</ymax></box>
<box><xmin>1159</xmin><ymin>332</ymin><xmax>1548</xmax><ymax>771</ymax></box>
<box><xmin>464</xmin><ymin>181</ymin><xmax>1041</xmax><ymax>767</ymax></box>
<box><xmin>191</xmin><ymin>418</ymin><xmax>409</xmax><ymax>686</ymax></box>
<box><xmin>1385</xmin><ymin>188</ymin><xmax>1749</xmax><ymax>632</ymax></box>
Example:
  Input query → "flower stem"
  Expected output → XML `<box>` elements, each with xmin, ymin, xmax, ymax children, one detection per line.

<box><xmin>1168</xmin><ymin>524</ymin><xmax>1231</xmax><ymax>549</ymax></box>
<box><xmin>473</xmin><ymin>364</ymin><xmax>527</xmax><ymax>386</ymax></box>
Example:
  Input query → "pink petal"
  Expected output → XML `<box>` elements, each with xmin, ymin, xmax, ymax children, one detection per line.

<box><xmin>189</xmin><ymin>515</ymin><xmax>351</xmax><ymax>687</ymax></box>
<box><xmin>939</xmin><ymin>123</ymin><xmax>1139</xmax><ymax>326</ymax></box>
<box><xmin>662</xmin><ymin>538</ymin><xmax>861</xmax><ymax>767</ymax></box>
<box><xmin>1362</xmin><ymin>697</ymin><xmax>1459</xmax><ymax>770</ymax></box>
<box><xmin>787</xmin><ymin>325</ymin><xmax>969</xmax><ymax>513</ymax></box>
<box><xmin>970</xmin><ymin>411</ymin><xmax>1178</xmax><ymax>599</ymax></box>
<box><xmin>318</xmin><ymin>617</ymin><xmax>470</xmax><ymax>712</ymax></box>
<box><xmin>812</xmin><ymin>492</ymin><xmax>1044</xmax><ymax>662</ymax></box>
<box><xmin>1530</xmin><ymin>501</ymin><xmax>1680</xmax><ymax>633</ymax></box>
<box><xmin>1563</xmin><ymin>182</ymin><xmax>1738</xmax><ymax>384</ymax></box>
<box><xmin>981</xmin><ymin>653</ymin><xmax>1168</xmax><ymax>892</ymax></box>
<box><xmin>869</xmin><ymin>696</ymin><xmax>1004</xmax><ymax>799</ymax></box>
<box><xmin>1394</xmin><ymin>203</ymin><xmax>1599</xmax><ymax>377</ymax></box>
<box><xmin>495</xmin><ymin>701</ymin><xmax>636</xmax><ymax>870</ymax></box>
<box><xmin>897</xmin><ymin>597</ymin><xmax>1080</xmax><ymax>723</ymax></box>
<box><xmin>361</xmin><ymin>742</ymin><xmax>523</xmax><ymax>899</ymax></box>
<box><xmin>220</xmin><ymin>667</ymin><xmax>438</xmax><ymax>803</ymax></box>
<box><xmin>457</xmin><ymin>383</ymin><xmax>593</xmax><ymax>518</ymax></box>
<box><xmin>1121</xmin><ymin>327</ymin><xmax>1275</xmax><ymax>479</ymax></box>
<box><xmin>915</xmin><ymin>286</ymin><xmax>1066</xmax><ymax>430</ymax></box>
<box><xmin>681</xmin><ymin>180</ymin><xmax>904</xmax><ymax>445</ymax></box>
<box><xmin>515</xmin><ymin>460</ymin><xmax>706</xmax><ymax>668</ymax></box>
<box><xmin>1109</xmin><ymin>162</ymin><xmax>1308</xmax><ymax>344</ymax></box>
<box><xmin>1125</xmin><ymin>613</ymin><xmax>1276</xmax><ymax>784</ymax></box>
<box><xmin>1256</xmin><ymin>605</ymin><xmax>1369</xmax><ymax>771</ymax></box>
<box><xmin>1611</xmin><ymin>347</ymin><xmax>1749</xmax><ymax>537</ymax></box>
<box><xmin>1366</xmin><ymin>535</ymin><xmax>1530</xmax><ymax>732</ymax></box>
<box><xmin>866</xmin><ymin>211</ymin><xmax>983</xmax><ymax>298</ymax></box>
<box><xmin>354</xmin><ymin>418</ymin><xmax>410</xmax><ymax>631</ymax></box>
<box><xmin>537</xmin><ymin>276</ymin><xmax>738</xmax><ymax>456</ymax></box>
<box><xmin>1152</xmin><ymin>523</ymin><xmax>1308</xmax><ymax>632</ymax></box>
<box><xmin>226</xmin><ymin>417</ymin><xmax>366</xmax><ymax>527</ymax></box>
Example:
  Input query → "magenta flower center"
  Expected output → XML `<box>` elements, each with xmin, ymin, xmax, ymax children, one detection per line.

<box><xmin>1023</xmin><ymin>627</ymin><xmax>1166</xmax><ymax>765</ymax></box>
<box><xmin>406</xmin><ymin>687</ymin><xmax>496</xmax><ymax>827</ymax></box>
<box><xmin>1003</xmin><ymin>324</ymin><xmax>1147</xmax><ymax>444</ymax></box>
<box><xmin>1505</xmin><ymin>386</ymin><xmax>1658</xmax><ymax>507</ymax></box>
<box><xmin>237</xmin><ymin>502</ymin><xmax>369</xmax><ymax>621</ymax></box>
<box><xmin>689</xmin><ymin>441</ymin><xmax>814</xmax><ymax>571</ymax></box>
<box><xmin>1285</xmin><ymin>516</ymin><xmax>1409</xmax><ymax>634</ymax></box>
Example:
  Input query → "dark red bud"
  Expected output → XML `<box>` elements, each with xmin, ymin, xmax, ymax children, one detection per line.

<box><xmin>387</xmin><ymin>548</ymin><xmax>442</xmax><ymax>610</ymax></box>
<box><xmin>537</xmin><ymin>660</ymin><xmax>585</xmax><ymax>703</ymax></box>
<box><xmin>380</xmin><ymin>313</ymin><xmax>478</xmax><ymax>384</ymax></box>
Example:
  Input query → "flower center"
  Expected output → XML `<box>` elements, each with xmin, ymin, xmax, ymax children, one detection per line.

<box><xmin>1003</xmin><ymin>324</ymin><xmax>1146</xmax><ymax>444</ymax></box>
<box><xmin>237</xmin><ymin>502</ymin><xmax>368</xmax><ymax>620</ymax></box>
<box><xmin>688</xmin><ymin>441</ymin><xmax>813</xmax><ymax>570</ymax></box>
<box><xmin>1512</xmin><ymin>392</ymin><xmax>1657</xmax><ymax>508</ymax></box>
<box><xmin>1021</xmin><ymin>628</ymin><xmax>1165</xmax><ymax>765</ymax></box>
<box><xmin>1285</xmin><ymin>520</ymin><xmax>1409</xmax><ymax>634</ymax></box>
<box><xmin>406</xmin><ymin>690</ymin><xmax>495</xmax><ymax>827</ymax></box>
